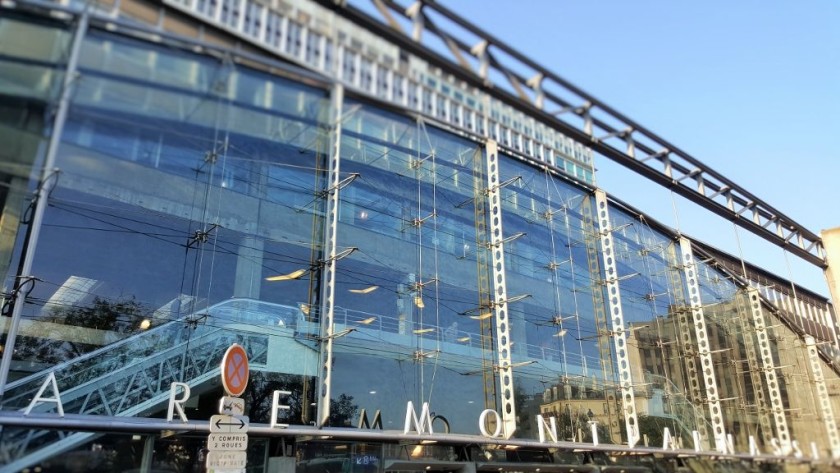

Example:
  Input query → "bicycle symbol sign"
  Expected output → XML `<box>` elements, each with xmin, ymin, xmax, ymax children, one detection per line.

<box><xmin>221</xmin><ymin>344</ymin><xmax>249</xmax><ymax>397</ymax></box>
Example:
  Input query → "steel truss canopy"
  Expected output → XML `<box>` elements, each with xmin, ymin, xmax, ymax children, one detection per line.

<box><xmin>325</xmin><ymin>0</ymin><xmax>826</xmax><ymax>267</ymax></box>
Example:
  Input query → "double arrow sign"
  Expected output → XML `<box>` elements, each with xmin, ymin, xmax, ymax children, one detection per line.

<box><xmin>210</xmin><ymin>415</ymin><xmax>249</xmax><ymax>433</ymax></box>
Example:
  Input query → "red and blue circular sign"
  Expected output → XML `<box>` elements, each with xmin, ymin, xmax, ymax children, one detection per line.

<box><xmin>221</xmin><ymin>344</ymin><xmax>249</xmax><ymax>397</ymax></box>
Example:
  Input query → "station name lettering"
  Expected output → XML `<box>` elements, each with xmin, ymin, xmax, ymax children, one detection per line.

<box><xmin>23</xmin><ymin>376</ymin><xmax>808</xmax><ymax>459</ymax></box>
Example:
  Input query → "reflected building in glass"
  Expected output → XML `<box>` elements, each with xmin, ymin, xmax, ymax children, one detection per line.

<box><xmin>1</xmin><ymin>0</ymin><xmax>839</xmax><ymax>471</ymax></box>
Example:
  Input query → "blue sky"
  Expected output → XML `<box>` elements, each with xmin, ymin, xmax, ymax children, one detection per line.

<box><xmin>433</xmin><ymin>1</ymin><xmax>840</xmax><ymax>296</ymax></box>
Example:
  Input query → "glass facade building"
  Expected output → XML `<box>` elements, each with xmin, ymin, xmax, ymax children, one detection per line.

<box><xmin>0</xmin><ymin>1</ymin><xmax>839</xmax><ymax>472</ymax></box>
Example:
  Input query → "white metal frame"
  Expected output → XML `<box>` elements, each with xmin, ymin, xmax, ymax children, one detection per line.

<box><xmin>667</xmin><ymin>241</ymin><xmax>709</xmax><ymax>446</ymax></box>
<box><xmin>679</xmin><ymin>236</ymin><xmax>726</xmax><ymax>452</ymax></box>
<box><xmin>747</xmin><ymin>288</ymin><xmax>792</xmax><ymax>453</ymax></box>
<box><xmin>484</xmin><ymin>140</ymin><xmax>516</xmax><ymax>439</ymax></box>
<box><xmin>593</xmin><ymin>190</ymin><xmax>640</xmax><ymax>447</ymax></box>
<box><xmin>736</xmin><ymin>290</ymin><xmax>774</xmax><ymax>447</ymax></box>
<box><xmin>804</xmin><ymin>335</ymin><xmax>840</xmax><ymax>458</ymax></box>
<box><xmin>315</xmin><ymin>84</ymin><xmax>345</xmax><ymax>428</ymax></box>
<box><xmin>580</xmin><ymin>194</ymin><xmax>621</xmax><ymax>443</ymax></box>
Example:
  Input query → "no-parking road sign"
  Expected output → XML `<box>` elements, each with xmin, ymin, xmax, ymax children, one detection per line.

<box><xmin>221</xmin><ymin>344</ymin><xmax>249</xmax><ymax>397</ymax></box>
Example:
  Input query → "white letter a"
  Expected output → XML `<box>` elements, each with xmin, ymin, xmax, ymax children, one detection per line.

<box><xmin>25</xmin><ymin>372</ymin><xmax>64</xmax><ymax>417</ymax></box>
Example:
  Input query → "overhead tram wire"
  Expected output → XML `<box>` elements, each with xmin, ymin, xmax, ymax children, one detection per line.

<box><xmin>47</xmin><ymin>155</ymin><xmax>393</xmax><ymax>301</ymax></box>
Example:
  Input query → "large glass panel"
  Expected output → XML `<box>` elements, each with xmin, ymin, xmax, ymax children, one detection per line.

<box><xmin>606</xmin><ymin>209</ymin><xmax>706</xmax><ymax>447</ymax></box>
<box><xmin>1</xmin><ymin>26</ymin><xmax>329</xmax><ymax>463</ymax></box>
<box><xmin>607</xmin><ymin>206</ymin><xmax>772</xmax><ymax>451</ymax></box>
<box><xmin>0</xmin><ymin>14</ymin><xmax>69</xmax><ymax>101</ymax></box>
<box><xmin>0</xmin><ymin>15</ymin><xmax>69</xmax><ymax>320</ymax></box>
<box><xmin>496</xmin><ymin>157</ymin><xmax>608</xmax><ymax>442</ymax></box>
<box><xmin>691</xmin><ymin>255</ymin><xmax>761</xmax><ymax>448</ymax></box>
<box><xmin>328</xmin><ymin>103</ymin><xmax>488</xmax><ymax>434</ymax></box>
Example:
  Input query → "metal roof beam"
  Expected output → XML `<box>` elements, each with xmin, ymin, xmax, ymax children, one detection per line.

<box><xmin>345</xmin><ymin>0</ymin><xmax>826</xmax><ymax>267</ymax></box>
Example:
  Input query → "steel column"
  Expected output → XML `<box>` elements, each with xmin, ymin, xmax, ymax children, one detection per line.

<box><xmin>735</xmin><ymin>290</ymin><xmax>774</xmax><ymax>447</ymax></box>
<box><xmin>484</xmin><ymin>140</ymin><xmax>517</xmax><ymax>438</ymax></box>
<box><xmin>679</xmin><ymin>237</ymin><xmax>726</xmax><ymax>452</ymax></box>
<box><xmin>804</xmin><ymin>335</ymin><xmax>840</xmax><ymax>458</ymax></box>
<box><xmin>471</xmin><ymin>144</ymin><xmax>496</xmax><ymax>418</ymax></box>
<box><xmin>593</xmin><ymin>190</ymin><xmax>640</xmax><ymax>447</ymax></box>
<box><xmin>579</xmin><ymin>194</ymin><xmax>621</xmax><ymax>443</ymax></box>
<box><xmin>665</xmin><ymin>241</ymin><xmax>709</xmax><ymax>447</ymax></box>
<box><xmin>746</xmin><ymin>288</ymin><xmax>792</xmax><ymax>452</ymax></box>
<box><xmin>315</xmin><ymin>83</ymin><xmax>345</xmax><ymax>428</ymax></box>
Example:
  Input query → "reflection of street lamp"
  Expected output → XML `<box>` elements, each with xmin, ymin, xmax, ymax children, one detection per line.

<box><xmin>549</xmin><ymin>315</ymin><xmax>575</xmax><ymax>338</ymax></box>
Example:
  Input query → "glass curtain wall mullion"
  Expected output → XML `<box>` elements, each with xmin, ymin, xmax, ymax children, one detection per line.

<box><xmin>804</xmin><ymin>335</ymin><xmax>840</xmax><ymax>458</ymax></box>
<box><xmin>578</xmin><ymin>191</ymin><xmax>621</xmax><ymax>443</ymax></box>
<box><xmin>409</xmin><ymin>117</ymin><xmax>443</xmax><ymax>408</ymax></box>
<box><xmin>592</xmin><ymin>189</ymin><xmax>640</xmax><ymax>447</ymax></box>
<box><xmin>679</xmin><ymin>237</ymin><xmax>727</xmax><ymax>452</ymax></box>
<box><xmin>315</xmin><ymin>83</ymin><xmax>345</xmax><ymax>427</ymax></box>
<box><xmin>766</xmin><ymin>293</ymin><xmax>839</xmax><ymax>454</ymax></box>
<box><xmin>663</xmin><ymin>239</ymin><xmax>712</xmax><ymax>449</ymax></box>
<box><xmin>746</xmin><ymin>288</ymin><xmax>792</xmax><ymax>452</ymax></box>
<box><xmin>482</xmin><ymin>141</ymin><xmax>518</xmax><ymax>438</ymax></box>
<box><xmin>0</xmin><ymin>10</ymin><xmax>88</xmax><ymax>396</ymax></box>
<box><xmin>735</xmin><ymin>288</ymin><xmax>776</xmax><ymax>448</ymax></box>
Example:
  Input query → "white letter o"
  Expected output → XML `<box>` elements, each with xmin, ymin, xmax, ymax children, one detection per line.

<box><xmin>478</xmin><ymin>409</ymin><xmax>502</xmax><ymax>438</ymax></box>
